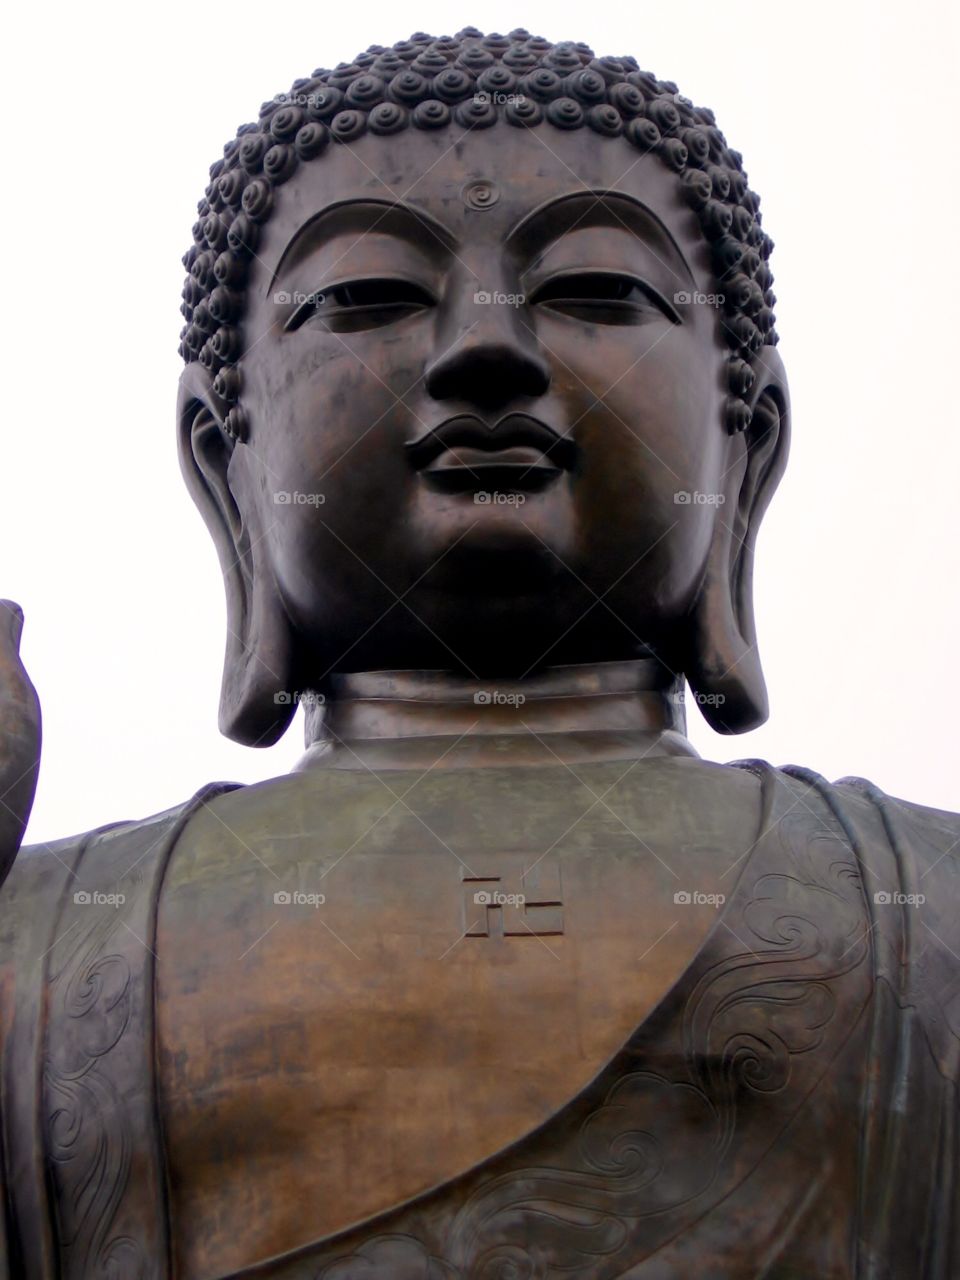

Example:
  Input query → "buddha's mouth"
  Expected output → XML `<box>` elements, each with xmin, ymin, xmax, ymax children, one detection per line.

<box><xmin>406</xmin><ymin>413</ymin><xmax>576</xmax><ymax>496</ymax></box>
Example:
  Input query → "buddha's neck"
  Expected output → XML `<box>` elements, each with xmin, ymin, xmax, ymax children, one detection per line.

<box><xmin>297</xmin><ymin>658</ymin><xmax>697</xmax><ymax>772</ymax></box>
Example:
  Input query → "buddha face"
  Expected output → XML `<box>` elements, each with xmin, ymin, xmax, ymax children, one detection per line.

<box><xmin>187</xmin><ymin>121</ymin><xmax>787</xmax><ymax>695</ymax></box>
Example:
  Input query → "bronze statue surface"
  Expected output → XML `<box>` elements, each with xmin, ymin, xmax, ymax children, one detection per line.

<box><xmin>1</xmin><ymin>28</ymin><xmax>958</xmax><ymax>1280</ymax></box>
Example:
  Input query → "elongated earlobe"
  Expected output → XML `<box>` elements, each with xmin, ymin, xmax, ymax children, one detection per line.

<box><xmin>177</xmin><ymin>364</ymin><xmax>295</xmax><ymax>745</ymax></box>
<box><xmin>684</xmin><ymin>347</ymin><xmax>790</xmax><ymax>733</ymax></box>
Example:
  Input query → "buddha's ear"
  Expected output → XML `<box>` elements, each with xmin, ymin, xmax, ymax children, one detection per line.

<box><xmin>684</xmin><ymin>346</ymin><xmax>791</xmax><ymax>733</ymax></box>
<box><xmin>176</xmin><ymin>363</ymin><xmax>295</xmax><ymax>746</ymax></box>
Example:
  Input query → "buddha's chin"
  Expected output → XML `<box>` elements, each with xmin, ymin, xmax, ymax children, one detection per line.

<box><xmin>400</xmin><ymin>584</ymin><xmax>642</xmax><ymax>678</ymax></box>
<box><xmin>408</xmin><ymin>483</ymin><xmax>577</xmax><ymax>582</ymax></box>
<box><xmin>406</xmin><ymin>532</ymin><xmax>589</xmax><ymax>671</ymax></box>
<box><xmin>413</xmin><ymin>521</ymin><xmax>572</xmax><ymax>599</ymax></box>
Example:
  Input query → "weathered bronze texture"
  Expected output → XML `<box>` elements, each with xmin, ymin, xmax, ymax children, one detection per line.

<box><xmin>1</xmin><ymin>28</ymin><xmax>957</xmax><ymax>1280</ymax></box>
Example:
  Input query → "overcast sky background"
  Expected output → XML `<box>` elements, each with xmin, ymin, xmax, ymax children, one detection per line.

<box><xmin>3</xmin><ymin>0</ymin><xmax>957</xmax><ymax>844</ymax></box>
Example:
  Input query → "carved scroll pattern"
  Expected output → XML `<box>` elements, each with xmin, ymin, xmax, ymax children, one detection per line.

<box><xmin>43</xmin><ymin>906</ymin><xmax>147</xmax><ymax>1280</ymax></box>
<box><xmin>38</xmin><ymin>788</ymin><xmax>236</xmax><ymax>1280</ymax></box>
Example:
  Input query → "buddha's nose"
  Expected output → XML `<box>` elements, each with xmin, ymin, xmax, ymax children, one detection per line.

<box><xmin>424</xmin><ymin>307</ymin><xmax>551</xmax><ymax>411</ymax></box>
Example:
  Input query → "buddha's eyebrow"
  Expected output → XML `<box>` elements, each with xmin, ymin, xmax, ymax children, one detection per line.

<box><xmin>270</xmin><ymin>199</ymin><xmax>457</xmax><ymax>288</ymax></box>
<box><xmin>506</xmin><ymin>191</ymin><xmax>695</xmax><ymax>286</ymax></box>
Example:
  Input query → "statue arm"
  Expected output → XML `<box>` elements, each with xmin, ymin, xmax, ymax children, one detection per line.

<box><xmin>0</xmin><ymin>601</ymin><xmax>40</xmax><ymax>887</ymax></box>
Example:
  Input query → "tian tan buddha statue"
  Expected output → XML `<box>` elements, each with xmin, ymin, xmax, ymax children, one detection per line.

<box><xmin>2</xmin><ymin>27</ymin><xmax>959</xmax><ymax>1280</ymax></box>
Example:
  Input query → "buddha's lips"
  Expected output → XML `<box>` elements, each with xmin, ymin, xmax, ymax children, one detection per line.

<box><xmin>405</xmin><ymin>414</ymin><xmax>577</xmax><ymax>474</ymax></box>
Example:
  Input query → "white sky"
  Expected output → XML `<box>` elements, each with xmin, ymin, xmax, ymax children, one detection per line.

<box><xmin>3</xmin><ymin>0</ymin><xmax>958</xmax><ymax>844</ymax></box>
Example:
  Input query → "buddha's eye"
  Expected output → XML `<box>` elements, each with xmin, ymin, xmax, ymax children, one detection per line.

<box><xmin>286</xmin><ymin>278</ymin><xmax>434</xmax><ymax>333</ymax></box>
<box><xmin>529</xmin><ymin>272</ymin><xmax>680</xmax><ymax>326</ymax></box>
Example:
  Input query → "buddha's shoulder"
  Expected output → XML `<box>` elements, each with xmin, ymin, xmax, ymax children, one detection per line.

<box><xmin>5</xmin><ymin>783</ymin><xmax>241</xmax><ymax>902</ymax></box>
<box><xmin>7</xmin><ymin>761</ymin><xmax>957</xmax><ymax>891</ymax></box>
<box><xmin>829</xmin><ymin>773</ymin><xmax>960</xmax><ymax>867</ymax></box>
<box><xmin>182</xmin><ymin>754</ymin><xmax>770</xmax><ymax>833</ymax></box>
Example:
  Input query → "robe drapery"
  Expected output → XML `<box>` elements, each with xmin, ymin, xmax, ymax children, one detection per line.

<box><xmin>1</xmin><ymin>764</ymin><xmax>958</xmax><ymax>1279</ymax></box>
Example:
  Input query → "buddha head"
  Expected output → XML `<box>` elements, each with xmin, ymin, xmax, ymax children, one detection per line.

<box><xmin>176</xmin><ymin>28</ymin><xmax>790</xmax><ymax>748</ymax></box>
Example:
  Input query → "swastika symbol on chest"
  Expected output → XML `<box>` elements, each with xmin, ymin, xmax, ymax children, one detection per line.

<box><xmin>461</xmin><ymin>855</ymin><xmax>563</xmax><ymax>937</ymax></box>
